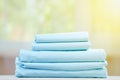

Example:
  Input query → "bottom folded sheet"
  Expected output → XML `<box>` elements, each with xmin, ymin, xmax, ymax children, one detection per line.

<box><xmin>16</xmin><ymin>66</ymin><xmax>107</xmax><ymax>78</ymax></box>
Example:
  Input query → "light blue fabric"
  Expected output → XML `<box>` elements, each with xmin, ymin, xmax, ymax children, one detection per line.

<box><xmin>16</xmin><ymin>66</ymin><xmax>107</xmax><ymax>78</ymax></box>
<box><xmin>35</xmin><ymin>32</ymin><xmax>89</xmax><ymax>43</ymax></box>
<box><xmin>32</xmin><ymin>42</ymin><xmax>91</xmax><ymax>51</ymax></box>
<box><xmin>16</xmin><ymin>58</ymin><xmax>107</xmax><ymax>71</ymax></box>
<box><xmin>19</xmin><ymin>49</ymin><xmax>106</xmax><ymax>63</ymax></box>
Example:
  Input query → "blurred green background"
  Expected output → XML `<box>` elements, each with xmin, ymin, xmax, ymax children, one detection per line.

<box><xmin>0</xmin><ymin>0</ymin><xmax>120</xmax><ymax>75</ymax></box>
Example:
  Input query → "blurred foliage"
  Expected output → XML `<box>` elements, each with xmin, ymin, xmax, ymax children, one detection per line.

<box><xmin>0</xmin><ymin>0</ymin><xmax>74</xmax><ymax>41</ymax></box>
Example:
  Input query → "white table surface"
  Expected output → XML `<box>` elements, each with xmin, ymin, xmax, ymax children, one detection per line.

<box><xmin>0</xmin><ymin>75</ymin><xmax>120</xmax><ymax>80</ymax></box>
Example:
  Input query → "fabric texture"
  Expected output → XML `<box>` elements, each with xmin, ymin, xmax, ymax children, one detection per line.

<box><xmin>32</xmin><ymin>42</ymin><xmax>91</xmax><ymax>51</ymax></box>
<box><xmin>16</xmin><ymin>66</ymin><xmax>107</xmax><ymax>78</ymax></box>
<box><xmin>19</xmin><ymin>49</ymin><xmax>106</xmax><ymax>63</ymax></box>
<box><xmin>35</xmin><ymin>32</ymin><xmax>89</xmax><ymax>43</ymax></box>
<box><xmin>16</xmin><ymin>58</ymin><xmax>107</xmax><ymax>71</ymax></box>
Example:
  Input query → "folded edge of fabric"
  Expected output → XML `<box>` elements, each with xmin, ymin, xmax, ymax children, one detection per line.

<box><xmin>19</xmin><ymin>49</ymin><xmax>106</xmax><ymax>63</ymax></box>
<box><xmin>32</xmin><ymin>42</ymin><xmax>91</xmax><ymax>51</ymax></box>
<box><xmin>35</xmin><ymin>32</ymin><xmax>89</xmax><ymax>43</ymax></box>
<box><xmin>16</xmin><ymin>58</ymin><xmax>107</xmax><ymax>71</ymax></box>
<box><xmin>15</xmin><ymin>65</ymin><xmax>108</xmax><ymax>78</ymax></box>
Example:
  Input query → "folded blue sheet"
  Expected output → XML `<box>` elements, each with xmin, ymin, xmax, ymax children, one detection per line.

<box><xmin>16</xmin><ymin>66</ymin><xmax>107</xmax><ymax>78</ymax></box>
<box><xmin>32</xmin><ymin>42</ymin><xmax>91</xmax><ymax>51</ymax></box>
<box><xmin>16</xmin><ymin>58</ymin><xmax>107</xmax><ymax>71</ymax></box>
<box><xmin>19</xmin><ymin>49</ymin><xmax>106</xmax><ymax>63</ymax></box>
<box><xmin>35</xmin><ymin>32</ymin><xmax>89</xmax><ymax>43</ymax></box>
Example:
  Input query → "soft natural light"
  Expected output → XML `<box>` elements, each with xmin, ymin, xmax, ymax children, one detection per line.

<box><xmin>0</xmin><ymin>0</ymin><xmax>120</xmax><ymax>77</ymax></box>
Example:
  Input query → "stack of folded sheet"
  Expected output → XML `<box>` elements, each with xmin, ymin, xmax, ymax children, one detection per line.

<box><xmin>15</xmin><ymin>32</ymin><xmax>108</xmax><ymax>78</ymax></box>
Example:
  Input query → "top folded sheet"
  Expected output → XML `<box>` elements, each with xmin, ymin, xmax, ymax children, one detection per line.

<box><xmin>35</xmin><ymin>32</ymin><xmax>89</xmax><ymax>43</ymax></box>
